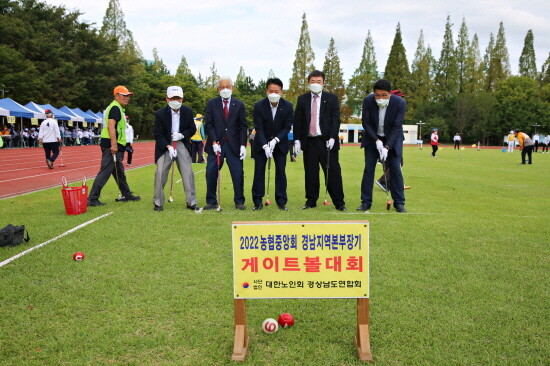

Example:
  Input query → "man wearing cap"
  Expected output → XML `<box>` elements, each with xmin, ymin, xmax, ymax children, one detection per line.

<box><xmin>203</xmin><ymin>76</ymin><xmax>248</xmax><ymax>210</ymax></box>
<box><xmin>359</xmin><ymin>79</ymin><xmax>407</xmax><ymax>213</ymax></box>
<box><xmin>514</xmin><ymin>129</ymin><xmax>535</xmax><ymax>164</ymax></box>
<box><xmin>430</xmin><ymin>128</ymin><xmax>439</xmax><ymax>157</ymax></box>
<box><xmin>38</xmin><ymin>109</ymin><xmax>62</xmax><ymax>168</ymax></box>
<box><xmin>88</xmin><ymin>86</ymin><xmax>140</xmax><ymax>206</ymax></box>
<box><xmin>190</xmin><ymin>114</ymin><xmax>205</xmax><ymax>163</ymax></box>
<box><xmin>152</xmin><ymin>86</ymin><xmax>197</xmax><ymax>211</ymax></box>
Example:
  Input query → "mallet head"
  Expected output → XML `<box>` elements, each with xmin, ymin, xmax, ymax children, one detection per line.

<box><xmin>386</xmin><ymin>200</ymin><xmax>392</xmax><ymax>210</ymax></box>
<box><xmin>264</xmin><ymin>199</ymin><xmax>271</xmax><ymax>206</ymax></box>
<box><xmin>323</xmin><ymin>199</ymin><xmax>330</xmax><ymax>206</ymax></box>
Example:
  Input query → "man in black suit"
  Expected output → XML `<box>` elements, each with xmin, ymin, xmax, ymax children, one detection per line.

<box><xmin>359</xmin><ymin>79</ymin><xmax>407</xmax><ymax>212</ymax></box>
<box><xmin>293</xmin><ymin>70</ymin><xmax>345</xmax><ymax>211</ymax></box>
<box><xmin>153</xmin><ymin>86</ymin><xmax>197</xmax><ymax>211</ymax></box>
<box><xmin>203</xmin><ymin>76</ymin><xmax>248</xmax><ymax>210</ymax></box>
<box><xmin>251</xmin><ymin>78</ymin><xmax>293</xmax><ymax>211</ymax></box>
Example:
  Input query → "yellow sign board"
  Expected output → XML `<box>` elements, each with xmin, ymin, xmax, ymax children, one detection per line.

<box><xmin>232</xmin><ymin>221</ymin><xmax>369</xmax><ymax>299</ymax></box>
<box><xmin>83</xmin><ymin>122</ymin><xmax>87</xmax><ymax>127</ymax></box>
<box><xmin>7</xmin><ymin>116</ymin><xmax>16</xmax><ymax>124</ymax></box>
<box><xmin>31</xmin><ymin>118</ymin><xmax>38</xmax><ymax>125</ymax></box>
<box><xmin>68</xmin><ymin>120</ymin><xmax>73</xmax><ymax>127</ymax></box>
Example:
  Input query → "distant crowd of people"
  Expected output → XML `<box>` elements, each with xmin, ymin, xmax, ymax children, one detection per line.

<box><xmin>0</xmin><ymin>123</ymin><xmax>100</xmax><ymax>148</ymax></box>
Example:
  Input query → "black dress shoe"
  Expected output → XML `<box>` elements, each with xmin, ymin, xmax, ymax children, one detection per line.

<box><xmin>186</xmin><ymin>204</ymin><xmax>199</xmax><ymax>210</ymax></box>
<box><xmin>154</xmin><ymin>205</ymin><xmax>163</xmax><ymax>211</ymax></box>
<box><xmin>357</xmin><ymin>203</ymin><xmax>371</xmax><ymax>211</ymax></box>
<box><xmin>335</xmin><ymin>205</ymin><xmax>347</xmax><ymax>211</ymax></box>
<box><xmin>301</xmin><ymin>204</ymin><xmax>316</xmax><ymax>210</ymax></box>
<box><xmin>88</xmin><ymin>199</ymin><xmax>105</xmax><ymax>207</ymax></box>
<box><xmin>235</xmin><ymin>203</ymin><xmax>246</xmax><ymax>210</ymax></box>
<box><xmin>203</xmin><ymin>203</ymin><xmax>218</xmax><ymax>210</ymax></box>
<box><xmin>115</xmin><ymin>194</ymin><xmax>141</xmax><ymax>202</ymax></box>
<box><xmin>252</xmin><ymin>204</ymin><xmax>263</xmax><ymax>211</ymax></box>
<box><xmin>278</xmin><ymin>204</ymin><xmax>288</xmax><ymax>211</ymax></box>
<box><xmin>395</xmin><ymin>204</ymin><xmax>407</xmax><ymax>213</ymax></box>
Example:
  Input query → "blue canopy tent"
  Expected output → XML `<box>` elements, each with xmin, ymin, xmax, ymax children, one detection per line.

<box><xmin>71</xmin><ymin>107</ymin><xmax>96</xmax><ymax>124</ymax></box>
<box><xmin>0</xmin><ymin>98</ymin><xmax>45</xmax><ymax>147</ymax></box>
<box><xmin>26</xmin><ymin>102</ymin><xmax>72</xmax><ymax>121</ymax></box>
<box><xmin>85</xmin><ymin>109</ymin><xmax>103</xmax><ymax>124</ymax></box>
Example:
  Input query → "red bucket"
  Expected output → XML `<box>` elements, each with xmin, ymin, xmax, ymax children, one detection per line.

<box><xmin>61</xmin><ymin>176</ymin><xmax>88</xmax><ymax>215</ymax></box>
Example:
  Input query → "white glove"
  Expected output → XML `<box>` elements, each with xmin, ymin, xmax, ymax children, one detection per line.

<box><xmin>268</xmin><ymin>137</ymin><xmax>278</xmax><ymax>152</ymax></box>
<box><xmin>168</xmin><ymin>145</ymin><xmax>177</xmax><ymax>159</ymax></box>
<box><xmin>239</xmin><ymin>145</ymin><xmax>246</xmax><ymax>160</ymax></box>
<box><xmin>326</xmin><ymin>138</ymin><xmax>335</xmax><ymax>150</ymax></box>
<box><xmin>263</xmin><ymin>144</ymin><xmax>272</xmax><ymax>158</ymax></box>
<box><xmin>380</xmin><ymin>147</ymin><xmax>388</xmax><ymax>162</ymax></box>
<box><xmin>294</xmin><ymin>140</ymin><xmax>301</xmax><ymax>156</ymax></box>
<box><xmin>375</xmin><ymin>140</ymin><xmax>384</xmax><ymax>155</ymax></box>
<box><xmin>212</xmin><ymin>142</ymin><xmax>221</xmax><ymax>155</ymax></box>
<box><xmin>172</xmin><ymin>132</ymin><xmax>184</xmax><ymax>141</ymax></box>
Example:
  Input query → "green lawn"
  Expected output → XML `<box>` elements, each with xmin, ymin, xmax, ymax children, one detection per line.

<box><xmin>1</xmin><ymin>146</ymin><xmax>548</xmax><ymax>365</ymax></box>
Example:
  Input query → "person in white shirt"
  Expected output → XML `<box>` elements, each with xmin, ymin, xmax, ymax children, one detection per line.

<box><xmin>430</xmin><ymin>129</ymin><xmax>439</xmax><ymax>157</ymax></box>
<box><xmin>124</xmin><ymin>116</ymin><xmax>134</xmax><ymax>166</ymax></box>
<box><xmin>542</xmin><ymin>134</ymin><xmax>549</xmax><ymax>153</ymax></box>
<box><xmin>38</xmin><ymin>109</ymin><xmax>62</xmax><ymax>169</ymax></box>
<box><xmin>533</xmin><ymin>133</ymin><xmax>540</xmax><ymax>152</ymax></box>
<box><xmin>453</xmin><ymin>133</ymin><xmax>461</xmax><ymax>150</ymax></box>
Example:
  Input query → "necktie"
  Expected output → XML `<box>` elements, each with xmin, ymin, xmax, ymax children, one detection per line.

<box><xmin>223</xmin><ymin>100</ymin><xmax>229</xmax><ymax>120</ymax></box>
<box><xmin>309</xmin><ymin>95</ymin><xmax>319</xmax><ymax>136</ymax></box>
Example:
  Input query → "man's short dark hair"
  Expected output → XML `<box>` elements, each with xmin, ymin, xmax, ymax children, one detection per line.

<box><xmin>373</xmin><ymin>79</ymin><xmax>392</xmax><ymax>92</ymax></box>
<box><xmin>307</xmin><ymin>70</ymin><xmax>325</xmax><ymax>82</ymax></box>
<box><xmin>266</xmin><ymin>78</ymin><xmax>283</xmax><ymax>90</ymax></box>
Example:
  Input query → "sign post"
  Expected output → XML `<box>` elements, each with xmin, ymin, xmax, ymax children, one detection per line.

<box><xmin>231</xmin><ymin>221</ymin><xmax>372</xmax><ymax>362</ymax></box>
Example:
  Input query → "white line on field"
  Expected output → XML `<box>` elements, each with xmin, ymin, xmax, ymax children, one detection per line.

<box><xmin>176</xmin><ymin>168</ymin><xmax>205</xmax><ymax>184</ymax></box>
<box><xmin>0</xmin><ymin>212</ymin><xmax>113</xmax><ymax>268</ymax></box>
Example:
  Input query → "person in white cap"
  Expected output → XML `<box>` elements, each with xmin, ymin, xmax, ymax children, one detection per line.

<box><xmin>152</xmin><ymin>86</ymin><xmax>198</xmax><ymax>211</ymax></box>
<box><xmin>38</xmin><ymin>109</ymin><xmax>62</xmax><ymax>168</ymax></box>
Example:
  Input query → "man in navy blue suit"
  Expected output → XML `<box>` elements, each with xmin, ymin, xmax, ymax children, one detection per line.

<box><xmin>293</xmin><ymin>70</ymin><xmax>345</xmax><ymax>211</ymax></box>
<box><xmin>203</xmin><ymin>76</ymin><xmax>248</xmax><ymax>210</ymax></box>
<box><xmin>251</xmin><ymin>78</ymin><xmax>293</xmax><ymax>211</ymax></box>
<box><xmin>359</xmin><ymin>79</ymin><xmax>407</xmax><ymax>212</ymax></box>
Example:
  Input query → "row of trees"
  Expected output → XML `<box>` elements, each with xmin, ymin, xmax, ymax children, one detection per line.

<box><xmin>1</xmin><ymin>1</ymin><xmax>549</xmax><ymax>143</ymax></box>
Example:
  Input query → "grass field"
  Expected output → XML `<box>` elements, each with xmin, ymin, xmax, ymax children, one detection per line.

<box><xmin>1</xmin><ymin>145</ymin><xmax>548</xmax><ymax>365</ymax></box>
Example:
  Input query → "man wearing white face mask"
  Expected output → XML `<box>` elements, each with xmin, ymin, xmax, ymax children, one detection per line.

<box><xmin>294</xmin><ymin>70</ymin><xmax>346</xmax><ymax>211</ymax></box>
<box><xmin>152</xmin><ymin>86</ymin><xmax>198</xmax><ymax>211</ymax></box>
<box><xmin>360</xmin><ymin>79</ymin><xmax>407</xmax><ymax>213</ymax></box>
<box><xmin>203</xmin><ymin>76</ymin><xmax>248</xmax><ymax>210</ymax></box>
<box><xmin>251</xmin><ymin>78</ymin><xmax>293</xmax><ymax>211</ymax></box>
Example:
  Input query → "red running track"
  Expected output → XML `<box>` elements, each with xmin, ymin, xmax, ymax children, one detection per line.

<box><xmin>0</xmin><ymin>142</ymin><xmax>155</xmax><ymax>200</ymax></box>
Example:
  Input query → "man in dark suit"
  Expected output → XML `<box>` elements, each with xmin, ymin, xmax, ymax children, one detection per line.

<box><xmin>203</xmin><ymin>76</ymin><xmax>248</xmax><ymax>210</ymax></box>
<box><xmin>153</xmin><ymin>86</ymin><xmax>197</xmax><ymax>211</ymax></box>
<box><xmin>293</xmin><ymin>70</ymin><xmax>345</xmax><ymax>211</ymax></box>
<box><xmin>359</xmin><ymin>79</ymin><xmax>407</xmax><ymax>212</ymax></box>
<box><xmin>251</xmin><ymin>78</ymin><xmax>293</xmax><ymax>211</ymax></box>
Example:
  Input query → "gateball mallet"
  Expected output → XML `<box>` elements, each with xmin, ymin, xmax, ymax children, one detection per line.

<box><xmin>383</xmin><ymin>160</ymin><xmax>391</xmax><ymax>210</ymax></box>
<box><xmin>323</xmin><ymin>147</ymin><xmax>331</xmax><ymax>205</ymax></box>
<box><xmin>265</xmin><ymin>156</ymin><xmax>272</xmax><ymax>206</ymax></box>
<box><xmin>113</xmin><ymin>153</ymin><xmax>122</xmax><ymax>199</ymax></box>
<box><xmin>216</xmin><ymin>151</ymin><xmax>222</xmax><ymax>212</ymax></box>
<box><xmin>168</xmin><ymin>141</ymin><xmax>177</xmax><ymax>203</ymax></box>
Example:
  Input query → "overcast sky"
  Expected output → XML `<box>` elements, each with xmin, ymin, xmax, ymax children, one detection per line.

<box><xmin>44</xmin><ymin>0</ymin><xmax>550</xmax><ymax>86</ymax></box>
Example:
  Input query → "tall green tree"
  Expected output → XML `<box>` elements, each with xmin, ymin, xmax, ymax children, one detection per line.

<box><xmin>384</xmin><ymin>22</ymin><xmax>410</xmax><ymax>92</ymax></box>
<box><xmin>205</xmin><ymin>62</ymin><xmax>219</xmax><ymax>89</ymax></box>
<box><xmin>486</xmin><ymin>22</ymin><xmax>511</xmax><ymax>91</ymax></box>
<box><xmin>434</xmin><ymin>15</ymin><xmax>459</xmax><ymax>101</ymax></box>
<box><xmin>287</xmin><ymin>13</ymin><xmax>315</xmax><ymax>103</ymax></box>
<box><xmin>410</xmin><ymin>30</ymin><xmax>435</xmax><ymax>107</ymax></box>
<box><xmin>463</xmin><ymin>34</ymin><xmax>484</xmax><ymax>94</ymax></box>
<box><xmin>234</xmin><ymin>66</ymin><xmax>256</xmax><ymax>95</ymax></box>
<box><xmin>518</xmin><ymin>30</ymin><xmax>537</xmax><ymax>79</ymax></box>
<box><xmin>541</xmin><ymin>53</ymin><xmax>550</xmax><ymax>85</ymax></box>
<box><xmin>322</xmin><ymin>38</ymin><xmax>345</xmax><ymax>102</ymax></box>
<box><xmin>455</xmin><ymin>17</ymin><xmax>470</xmax><ymax>93</ymax></box>
<box><xmin>347</xmin><ymin>31</ymin><xmax>378</xmax><ymax>115</ymax></box>
<box><xmin>174</xmin><ymin>55</ymin><xmax>204</xmax><ymax>115</ymax></box>
<box><xmin>100</xmin><ymin>0</ymin><xmax>140</xmax><ymax>57</ymax></box>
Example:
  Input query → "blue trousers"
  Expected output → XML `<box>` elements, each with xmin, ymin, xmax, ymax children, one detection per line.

<box><xmin>360</xmin><ymin>145</ymin><xmax>405</xmax><ymax>206</ymax></box>
<box><xmin>205</xmin><ymin>145</ymin><xmax>244</xmax><ymax>205</ymax></box>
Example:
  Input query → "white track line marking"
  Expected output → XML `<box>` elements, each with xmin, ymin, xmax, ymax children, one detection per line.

<box><xmin>176</xmin><ymin>168</ymin><xmax>205</xmax><ymax>184</ymax></box>
<box><xmin>0</xmin><ymin>212</ymin><xmax>113</xmax><ymax>268</ymax></box>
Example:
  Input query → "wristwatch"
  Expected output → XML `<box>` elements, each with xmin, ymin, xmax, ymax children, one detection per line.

<box><xmin>384</xmin><ymin>145</ymin><xmax>389</xmax><ymax>149</ymax></box>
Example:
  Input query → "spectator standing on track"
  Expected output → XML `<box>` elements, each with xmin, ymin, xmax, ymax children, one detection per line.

<box><xmin>514</xmin><ymin>129</ymin><xmax>534</xmax><ymax>165</ymax></box>
<box><xmin>190</xmin><ymin>114</ymin><xmax>205</xmax><ymax>163</ymax></box>
<box><xmin>37</xmin><ymin>109</ymin><xmax>62</xmax><ymax>169</ymax></box>
<box><xmin>124</xmin><ymin>116</ymin><xmax>134</xmax><ymax>166</ymax></box>
<box><xmin>22</xmin><ymin>128</ymin><xmax>30</xmax><ymax>147</ymax></box>
<box><xmin>430</xmin><ymin>128</ymin><xmax>439</xmax><ymax>157</ymax></box>
<box><xmin>88</xmin><ymin>85</ymin><xmax>141</xmax><ymax>207</ymax></box>
<box><xmin>453</xmin><ymin>133</ymin><xmax>461</xmax><ymax>149</ymax></box>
